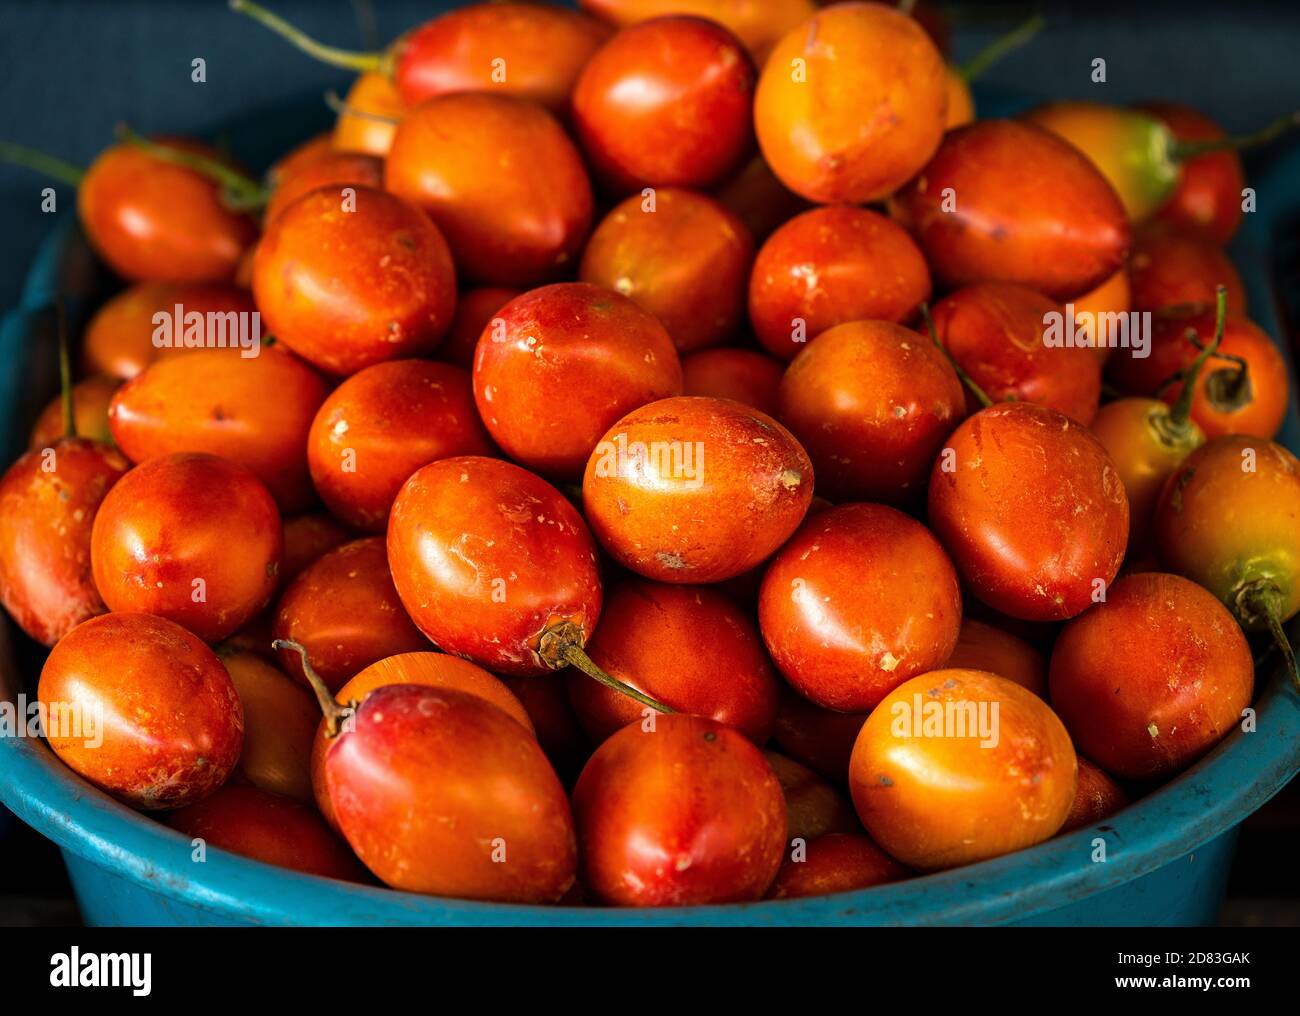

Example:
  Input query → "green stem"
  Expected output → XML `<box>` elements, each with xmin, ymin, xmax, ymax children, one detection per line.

<box><xmin>921</xmin><ymin>302</ymin><xmax>994</xmax><ymax>409</ymax></box>
<box><xmin>272</xmin><ymin>639</ymin><xmax>354</xmax><ymax>737</ymax></box>
<box><xmin>1236</xmin><ymin>584</ymin><xmax>1299</xmax><ymax>693</ymax></box>
<box><xmin>115</xmin><ymin>125</ymin><xmax>267</xmax><ymax>212</ymax></box>
<box><xmin>960</xmin><ymin>13</ymin><xmax>1047</xmax><ymax>83</ymax></box>
<box><xmin>1166</xmin><ymin>285</ymin><xmax>1227</xmax><ymax>429</ymax></box>
<box><xmin>1170</xmin><ymin>111</ymin><xmax>1300</xmax><ymax>161</ymax></box>
<box><xmin>56</xmin><ymin>300</ymin><xmax>75</xmax><ymax>439</ymax></box>
<box><xmin>536</xmin><ymin>621</ymin><xmax>676</xmax><ymax>715</ymax></box>
<box><xmin>229</xmin><ymin>0</ymin><xmax>385</xmax><ymax>74</ymax></box>
<box><xmin>324</xmin><ymin>90</ymin><xmax>400</xmax><ymax>126</ymax></box>
<box><xmin>1265</xmin><ymin>611</ymin><xmax>1299</xmax><ymax>693</ymax></box>
<box><xmin>0</xmin><ymin>143</ymin><xmax>84</xmax><ymax>187</ymax></box>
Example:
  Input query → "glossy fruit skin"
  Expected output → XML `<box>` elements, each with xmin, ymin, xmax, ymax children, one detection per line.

<box><xmin>437</xmin><ymin>287</ymin><xmax>522</xmax><ymax>370</ymax></box>
<box><xmin>39</xmin><ymin>612</ymin><xmax>243</xmax><ymax>810</ymax></box>
<box><xmin>279</xmin><ymin>512</ymin><xmax>353</xmax><ymax>588</ymax></box>
<box><xmin>849</xmin><ymin>669</ymin><xmax>1077</xmax><ymax>871</ymax></box>
<box><xmin>395</xmin><ymin>2</ymin><xmax>610</xmax><ymax>113</ymax></box>
<box><xmin>760</xmin><ymin>503</ymin><xmax>962</xmax><ymax>712</ymax></box>
<box><xmin>333</xmin><ymin>72</ymin><xmax>406</xmax><ymax>157</ymax></box>
<box><xmin>1050</xmin><ymin>572</ymin><xmax>1253</xmax><ymax>780</ymax></box>
<box><xmin>1073</xmin><ymin>269</ymin><xmax>1131</xmax><ymax>363</ymax></box>
<box><xmin>567</xmin><ymin>579</ymin><xmax>778</xmax><ymax>744</ymax></box>
<box><xmin>583</xmin><ymin>396</ymin><xmax>813</xmax><ymax>583</ymax></box>
<box><xmin>1142</xmin><ymin>102</ymin><xmax>1246</xmax><ymax>244</ymax></box>
<box><xmin>944</xmin><ymin>618</ymin><xmax>1048</xmax><ymax>699</ymax></box>
<box><xmin>30</xmin><ymin>377</ymin><xmax>119</xmax><ymax>448</ymax></box>
<box><xmin>220</xmin><ymin>648</ymin><xmax>317</xmax><ymax>802</ymax></box>
<box><xmin>264</xmin><ymin>150</ymin><xmax>384</xmax><ymax>225</ymax></box>
<box><xmin>273</xmin><ymin>537</ymin><xmax>428</xmax><ymax>691</ymax></box>
<box><xmin>472</xmin><ymin>283</ymin><xmax>682</xmax><ymax>479</ymax></box>
<box><xmin>749</xmin><ymin>206</ymin><xmax>931</xmax><ymax>361</ymax></box>
<box><xmin>580</xmin><ymin>0</ymin><xmax>815</xmax><ymax>64</ymax></box>
<box><xmin>311</xmin><ymin>651</ymin><xmax>534</xmax><ymax>830</ymax></box>
<box><xmin>0</xmin><ymin>438</ymin><xmax>130</xmax><ymax>645</ymax></box>
<box><xmin>755</xmin><ymin>3</ymin><xmax>947</xmax><ymax>204</ymax></box>
<box><xmin>890</xmin><ymin>120</ymin><xmax>1130</xmax><ymax>301</ymax></box>
<box><xmin>1202</xmin><ymin>328</ymin><xmax>1292</xmax><ymax>441</ymax></box>
<box><xmin>91</xmin><ymin>453</ymin><xmax>282</xmax><ymax>643</ymax></box>
<box><xmin>78</xmin><ymin>141</ymin><xmax>257</xmax><ymax>283</ymax></box>
<box><xmin>766</xmin><ymin>832</ymin><xmax>908</xmax><ymax>900</ymax></box>
<box><xmin>1108</xmin><ymin>308</ymin><xmax>1287</xmax><ymax>441</ymax></box>
<box><xmin>83</xmin><ymin>281</ymin><xmax>256</xmax><ymax>380</ymax></box>
<box><xmin>776</xmin><ymin>320</ymin><xmax>965</xmax><ymax>504</ymax></box>
<box><xmin>1090</xmin><ymin>397</ymin><xmax>1205</xmax><ymax>548</ymax></box>
<box><xmin>324</xmin><ymin>684</ymin><xmax>576</xmax><ymax>902</ymax></box>
<box><xmin>681</xmin><ymin>347</ymin><xmax>783</xmax><ymax>416</ymax></box>
<box><xmin>1155</xmin><ymin>436</ymin><xmax>1300</xmax><ymax>629</ymax></box>
<box><xmin>331</xmin><ymin>653</ymin><xmax>532</xmax><ymax>730</ymax></box>
<box><xmin>253</xmin><ymin>185</ymin><xmax>457</xmax><ymax>376</ymax></box>
<box><xmin>308</xmin><ymin>359</ymin><xmax>494</xmax><ymax>530</ymax></box>
<box><xmin>928</xmin><ymin>402</ymin><xmax>1129</xmax><ymax>621</ymax></box>
<box><xmin>580</xmin><ymin>189</ymin><xmax>753</xmax><ymax>353</ymax></box>
<box><xmin>388</xmin><ymin>456</ymin><xmax>603</xmax><ymax>676</ymax></box>
<box><xmin>168</xmin><ymin>785</ymin><xmax>366</xmax><ymax>882</ymax></box>
<box><xmin>266</xmin><ymin>134</ymin><xmax>335</xmax><ymax>188</ymax></box>
<box><xmin>385</xmin><ymin>94</ymin><xmax>594</xmax><ymax>287</ymax></box>
<box><xmin>931</xmin><ymin>282</ymin><xmax>1102</xmax><ymax>424</ymax></box>
<box><xmin>1021</xmin><ymin>102</ymin><xmax>1178</xmax><ymax>221</ymax></box>
<box><xmin>573</xmin><ymin>16</ymin><xmax>756</xmax><ymax>193</ymax></box>
<box><xmin>1127</xmin><ymin>223</ymin><xmax>1246</xmax><ymax>315</ymax></box>
<box><xmin>771</xmin><ymin>684</ymin><xmax>866</xmax><ymax>784</ymax></box>
<box><xmin>573</xmin><ymin>714</ymin><xmax>786</xmax><ymax>906</ymax></box>
<box><xmin>109</xmin><ymin>346</ymin><xmax>328</xmax><ymax>514</ymax></box>
<box><xmin>764</xmin><ymin>750</ymin><xmax>860</xmax><ymax>843</ymax></box>
<box><xmin>1060</xmin><ymin>757</ymin><xmax>1129</xmax><ymax>833</ymax></box>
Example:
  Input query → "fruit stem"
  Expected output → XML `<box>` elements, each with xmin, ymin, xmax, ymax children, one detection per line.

<box><xmin>1170</xmin><ymin>111</ymin><xmax>1300</xmax><ymax>161</ymax></box>
<box><xmin>960</xmin><ymin>13</ymin><xmax>1047</xmax><ymax>83</ymax></box>
<box><xmin>56</xmin><ymin>300</ymin><xmax>75</xmax><ymax>440</ymax></box>
<box><xmin>1265</xmin><ymin>611</ymin><xmax>1299</xmax><ymax>693</ymax></box>
<box><xmin>0</xmin><ymin>142</ymin><xmax>85</xmax><ymax>186</ymax></box>
<box><xmin>114</xmin><ymin>125</ymin><xmax>267</xmax><ymax>212</ymax></box>
<box><xmin>272</xmin><ymin>639</ymin><xmax>354</xmax><ymax>737</ymax></box>
<box><xmin>324</xmin><ymin>90</ymin><xmax>401</xmax><ymax>126</ymax></box>
<box><xmin>1162</xmin><ymin>285</ymin><xmax>1227</xmax><ymax>433</ymax></box>
<box><xmin>536</xmin><ymin>621</ymin><xmax>676</xmax><ymax>715</ymax></box>
<box><xmin>1235</xmin><ymin>583</ymin><xmax>1299</xmax><ymax>692</ymax></box>
<box><xmin>229</xmin><ymin>0</ymin><xmax>385</xmax><ymax>74</ymax></box>
<box><xmin>921</xmin><ymin>302</ymin><xmax>994</xmax><ymax>408</ymax></box>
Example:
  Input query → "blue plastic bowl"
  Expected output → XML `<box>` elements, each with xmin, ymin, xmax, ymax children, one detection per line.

<box><xmin>1</xmin><ymin>123</ymin><xmax>1298</xmax><ymax>928</ymax></box>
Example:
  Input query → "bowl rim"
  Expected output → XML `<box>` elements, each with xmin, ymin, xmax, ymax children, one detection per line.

<box><xmin>2</xmin><ymin>134</ymin><xmax>1299</xmax><ymax>928</ymax></box>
